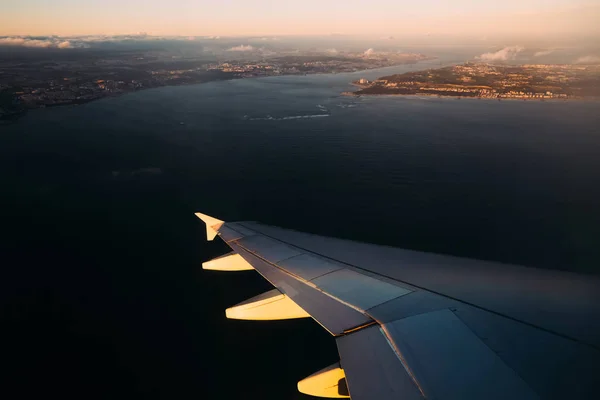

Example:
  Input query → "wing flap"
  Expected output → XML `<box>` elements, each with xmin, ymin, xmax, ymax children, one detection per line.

<box><xmin>382</xmin><ymin>309</ymin><xmax>538</xmax><ymax>400</ymax></box>
<box><xmin>336</xmin><ymin>325</ymin><xmax>424</xmax><ymax>400</ymax></box>
<box><xmin>453</xmin><ymin>305</ymin><xmax>600</xmax><ymax>399</ymax></box>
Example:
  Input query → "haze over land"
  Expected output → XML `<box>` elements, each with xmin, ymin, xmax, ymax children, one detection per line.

<box><xmin>1</xmin><ymin>1</ymin><xmax>599</xmax><ymax>70</ymax></box>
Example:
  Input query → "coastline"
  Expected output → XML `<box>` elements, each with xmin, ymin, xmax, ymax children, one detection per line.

<box><xmin>1</xmin><ymin>59</ymin><xmax>432</xmax><ymax>122</ymax></box>
<box><xmin>344</xmin><ymin>62</ymin><xmax>600</xmax><ymax>102</ymax></box>
<box><xmin>0</xmin><ymin>76</ymin><xmax>240</xmax><ymax>122</ymax></box>
<box><xmin>340</xmin><ymin>92</ymin><xmax>598</xmax><ymax>103</ymax></box>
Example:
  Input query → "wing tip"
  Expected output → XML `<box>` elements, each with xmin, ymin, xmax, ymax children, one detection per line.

<box><xmin>195</xmin><ymin>212</ymin><xmax>224</xmax><ymax>241</ymax></box>
<box><xmin>194</xmin><ymin>212</ymin><xmax>223</xmax><ymax>225</ymax></box>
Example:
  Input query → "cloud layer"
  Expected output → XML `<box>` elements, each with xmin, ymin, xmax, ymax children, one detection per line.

<box><xmin>477</xmin><ymin>46</ymin><xmax>524</xmax><ymax>61</ymax></box>
<box><xmin>0</xmin><ymin>37</ymin><xmax>86</xmax><ymax>49</ymax></box>
<box><xmin>0</xmin><ymin>34</ymin><xmax>202</xmax><ymax>49</ymax></box>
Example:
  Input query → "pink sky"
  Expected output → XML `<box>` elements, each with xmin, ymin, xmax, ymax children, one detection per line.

<box><xmin>0</xmin><ymin>1</ymin><xmax>598</xmax><ymax>38</ymax></box>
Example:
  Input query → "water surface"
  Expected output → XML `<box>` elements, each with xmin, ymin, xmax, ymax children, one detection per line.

<box><xmin>2</xmin><ymin>66</ymin><xmax>599</xmax><ymax>399</ymax></box>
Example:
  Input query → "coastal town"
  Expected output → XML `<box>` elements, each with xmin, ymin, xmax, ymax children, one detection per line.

<box><xmin>0</xmin><ymin>49</ymin><xmax>430</xmax><ymax>120</ymax></box>
<box><xmin>350</xmin><ymin>63</ymin><xmax>600</xmax><ymax>100</ymax></box>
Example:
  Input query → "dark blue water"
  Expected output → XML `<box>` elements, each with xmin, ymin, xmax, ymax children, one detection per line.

<box><xmin>1</xmin><ymin>66</ymin><xmax>599</xmax><ymax>398</ymax></box>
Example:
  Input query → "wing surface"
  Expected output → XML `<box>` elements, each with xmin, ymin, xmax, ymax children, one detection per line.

<box><xmin>197</xmin><ymin>213</ymin><xmax>600</xmax><ymax>400</ymax></box>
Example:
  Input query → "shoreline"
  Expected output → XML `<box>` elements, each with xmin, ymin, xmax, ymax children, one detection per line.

<box><xmin>341</xmin><ymin>91</ymin><xmax>598</xmax><ymax>102</ymax></box>
<box><xmin>345</xmin><ymin>62</ymin><xmax>600</xmax><ymax>103</ymax></box>
<box><xmin>1</xmin><ymin>59</ymin><xmax>432</xmax><ymax>122</ymax></box>
<box><xmin>0</xmin><ymin>77</ymin><xmax>239</xmax><ymax>122</ymax></box>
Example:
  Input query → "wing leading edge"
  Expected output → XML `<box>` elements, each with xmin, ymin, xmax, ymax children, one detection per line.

<box><xmin>196</xmin><ymin>212</ymin><xmax>600</xmax><ymax>400</ymax></box>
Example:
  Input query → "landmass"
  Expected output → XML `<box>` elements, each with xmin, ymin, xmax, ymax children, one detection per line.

<box><xmin>349</xmin><ymin>63</ymin><xmax>600</xmax><ymax>100</ymax></box>
<box><xmin>0</xmin><ymin>48</ymin><xmax>431</xmax><ymax>121</ymax></box>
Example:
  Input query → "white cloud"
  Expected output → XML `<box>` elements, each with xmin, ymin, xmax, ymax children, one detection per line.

<box><xmin>575</xmin><ymin>55</ymin><xmax>600</xmax><ymax>64</ymax></box>
<box><xmin>0</xmin><ymin>36</ymin><xmax>90</xmax><ymax>48</ymax></box>
<box><xmin>534</xmin><ymin>49</ymin><xmax>555</xmax><ymax>57</ymax></box>
<box><xmin>57</xmin><ymin>40</ymin><xmax>73</xmax><ymax>49</ymax></box>
<box><xmin>325</xmin><ymin>48</ymin><xmax>338</xmax><ymax>54</ymax></box>
<box><xmin>363</xmin><ymin>48</ymin><xmax>375</xmax><ymax>56</ymax></box>
<box><xmin>0</xmin><ymin>37</ymin><xmax>25</xmax><ymax>46</ymax></box>
<box><xmin>226</xmin><ymin>44</ymin><xmax>255</xmax><ymax>51</ymax></box>
<box><xmin>0</xmin><ymin>37</ymin><xmax>52</xmax><ymax>47</ymax></box>
<box><xmin>476</xmin><ymin>45</ymin><xmax>524</xmax><ymax>62</ymax></box>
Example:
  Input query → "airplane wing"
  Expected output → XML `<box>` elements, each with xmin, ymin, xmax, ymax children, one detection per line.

<box><xmin>196</xmin><ymin>212</ymin><xmax>600</xmax><ymax>400</ymax></box>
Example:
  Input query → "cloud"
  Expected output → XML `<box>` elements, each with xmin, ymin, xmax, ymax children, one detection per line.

<box><xmin>476</xmin><ymin>45</ymin><xmax>524</xmax><ymax>62</ymax></box>
<box><xmin>534</xmin><ymin>49</ymin><xmax>555</xmax><ymax>57</ymax></box>
<box><xmin>57</xmin><ymin>40</ymin><xmax>73</xmax><ymax>49</ymax></box>
<box><xmin>575</xmin><ymin>55</ymin><xmax>600</xmax><ymax>64</ymax></box>
<box><xmin>325</xmin><ymin>48</ymin><xmax>338</xmax><ymax>54</ymax></box>
<box><xmin>0</xmin><ymin>37</ymin><xmax>53</xmax><ymax>48</ymax></box>
<box><xmin>226</xmin><ymin>44</ymin><xmax>255</xmax><ymax>51</ymax></box>
<box><xmin>363</xmin><ymin>48</ymin><xmax>375</xmax><ymax>56</ymax></box>
<box><xmin>0</xmin><ymin>36</ymin><xmax>89</xmax><ymax>49</ymax></box>
<box><xmin>0</xmin><ymin>34</ymin><xmax>218</xmax><ymax>49</ymax></box>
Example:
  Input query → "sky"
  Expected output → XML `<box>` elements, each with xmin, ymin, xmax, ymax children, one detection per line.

<box><xmin>0</xmin><ymin>0</ymin><xmax>599</xmax><ymax>38</ymax></box>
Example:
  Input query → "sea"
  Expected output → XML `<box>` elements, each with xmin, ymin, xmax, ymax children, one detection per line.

<box><xmin>1</xmin><ymin>62</ymin><xmax>599</xmax><ymax>399</ymax></box>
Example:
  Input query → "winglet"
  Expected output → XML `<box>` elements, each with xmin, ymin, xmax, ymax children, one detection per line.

<box><xmin>195</xmin><ymin>212</ymin><xmax>224</xmax><ymax>241</ymax></box>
